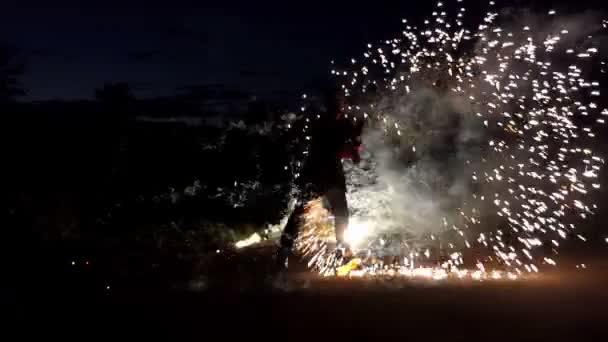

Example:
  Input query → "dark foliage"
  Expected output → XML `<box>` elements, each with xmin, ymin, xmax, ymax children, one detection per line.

<box><xmin>6</xmin><ymin>91</ymin><xmax>295</xmax><ymax>291</ymax></box>
<box><xmin>0</xmin><ymin>45</ymin><xmax>26</xmax><ymax>103</ymax></box>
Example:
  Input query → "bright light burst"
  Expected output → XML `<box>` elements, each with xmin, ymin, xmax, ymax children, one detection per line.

<box><xmin>235</xmin><ymin>233</ymin><xmax>262</xmax><ymax>249</ymax></box>
<box><xmin>290</xmin><ymin>0</ymin><xmax>607</xmax><ymax>278</ymax></box>
<box><xmin>343</xmin><ymin>219</ymin><xmax>374</xmax><ymax>249</ymax></box>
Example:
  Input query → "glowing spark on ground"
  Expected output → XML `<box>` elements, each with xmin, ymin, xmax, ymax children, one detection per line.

<box><xmin>235</xmin><ymin>233</ymin><xmax>263</xmax><ymax>249</ymax></box>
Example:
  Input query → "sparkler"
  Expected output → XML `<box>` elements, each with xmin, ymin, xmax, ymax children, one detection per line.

<box><xmin>288</xmin><ymin>0</ymin><xmax>607</xmax><ymax>278</ymax></box>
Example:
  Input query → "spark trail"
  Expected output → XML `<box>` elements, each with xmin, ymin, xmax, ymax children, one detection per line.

<box><xmin>290</xmin><ymin>0</ymin><xmax>607</xmax><ymax>278</ymax></box>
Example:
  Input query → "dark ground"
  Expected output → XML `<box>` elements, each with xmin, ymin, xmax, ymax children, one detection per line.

<box><xmin>11</xmin><ymin>243</ymin><xmax>608</xmax><ymax>341</ymax></box>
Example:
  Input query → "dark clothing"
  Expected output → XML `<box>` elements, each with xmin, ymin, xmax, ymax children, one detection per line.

<box><xmin>276</xmin><ymin>114</ymin><xmax>362</xmax><ymax>269</ymax></box>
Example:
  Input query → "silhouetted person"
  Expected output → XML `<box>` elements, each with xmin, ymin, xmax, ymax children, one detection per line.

<box><xmin>276</xmin><ymin>90</ymin><xmax>363</xmax><ymax>272</ymax></box>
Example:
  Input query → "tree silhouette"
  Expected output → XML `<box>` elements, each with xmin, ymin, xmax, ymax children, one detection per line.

<box><xmin>0</xmin><ymin>46</ymin><xmax>26</xmax><ymax>103</ymax></box>
<box><xmin>92</xmin><ymin>82</ymin><xmax>135</xmax><ymax>217</ymax></box>
<box><xmin>95</xmin><ymin>82</ymin><xmax>134</xmax><ymax>109</ymax></box>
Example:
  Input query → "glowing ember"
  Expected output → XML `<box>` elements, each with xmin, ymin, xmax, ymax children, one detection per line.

<box><xmin>339</xmin><ymin>265</ymin><xmax>529</xmax><ymax>281</ymax></box>
<box><xmin>235</xmin><ymin>233</ymin><xmax>263</xmax><ymax>249</ymax></box>
<box><xmin>336</xmin><ymin>258</ymin><xmax>362</xmax><ymax>276</ymax></box>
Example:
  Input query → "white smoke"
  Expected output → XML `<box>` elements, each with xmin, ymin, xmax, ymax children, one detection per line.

<box><xmin>341</xmin><ymin>6</ymin><xmax>607</xmax><ymax>255</ymax></box>
<box><xmin>345</xmin><ymin>84</ymin><xmax>484</xmax><ymax>249</ymax></box>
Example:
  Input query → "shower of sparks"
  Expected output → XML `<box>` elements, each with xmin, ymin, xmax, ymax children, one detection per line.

<box><xmin>285</xmin><ymin>0</ymin><xmax>607</xmax><ymax>278</ymax></box>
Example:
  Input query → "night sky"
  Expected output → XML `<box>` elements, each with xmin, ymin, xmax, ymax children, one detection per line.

<box><xmin>2</xmin><ymin>0</ymin><xmax>605</xmax><ymax>100</ymax></box>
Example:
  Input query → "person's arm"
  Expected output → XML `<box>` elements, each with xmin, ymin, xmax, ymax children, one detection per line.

<box><xmin>351</xmin><ymin>119</ymin><xmax>364</xmax><ymax>164</ymax></box>
<box><xmin>339</xmin><ymin>119</ymin><xmax>363</xmax><ymax>163</ymax></box>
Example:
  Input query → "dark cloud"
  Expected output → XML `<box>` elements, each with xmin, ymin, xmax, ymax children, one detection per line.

<box><xmin>163</xmin><ymin>25</ymin><xmax>209</xmax><ymax>45</ymax></box>
<box><xmin>174</xmin><ymin>83</ymin><xmax>251</xmax><ymax>98</ymax></box>
<box><xmin>88</xmin><ymin>21</ymin><xmax>129</xmax><ymax>34</ymax></box>
<box><xmin>129</xmin><ymin>81</ymin><xmax>159</xmax><ymax>92</ymax></box>
<box><xmin>28</xmin><ymin>48</ymin><xmax>55</xmax><ymax>58</ymax></box>
<box><xmin>126</xmin><ymin>49</ymin><xmax>164</xmax><ymax>62</ymax></box>
<box><xmin>238</xmin><ymin>70</ymin><xmax>282</xmax><ymax>79</ymax></box>
<box><xmin>26</xmin><ymin>47</ymin><xmax>77</xmax><ymax>62</ymax></box>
